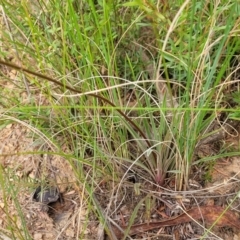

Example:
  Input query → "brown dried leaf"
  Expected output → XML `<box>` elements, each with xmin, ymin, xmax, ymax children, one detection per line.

<box><xmin>112</xmin><ymin>206</ymin><xmax>240</xmax><ymax>238</ymax></box>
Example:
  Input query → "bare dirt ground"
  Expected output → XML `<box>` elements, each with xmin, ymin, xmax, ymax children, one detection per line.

<box><xmin>0</xmin><ymin>123</ymin><xmax>88</xmax><ymax>240</ymax></box>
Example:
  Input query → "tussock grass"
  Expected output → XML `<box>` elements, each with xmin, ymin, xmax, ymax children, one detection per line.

<box><xmin>0</xmin><ymin>0</ymin><xmax>240</xmax><ymax>238</ymax></box>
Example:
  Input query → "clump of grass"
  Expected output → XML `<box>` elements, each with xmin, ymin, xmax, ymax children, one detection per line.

<box><xmin>1</xmin><ymin>0</ymin><xmax>240</xmax><ymax>238</ymax></box>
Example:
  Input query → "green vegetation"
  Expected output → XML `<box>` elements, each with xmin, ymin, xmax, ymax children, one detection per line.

<box><xmin>0</xmin><ymin>0</ymin><xmax>240</xmax><ymax>238</ymax></box>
